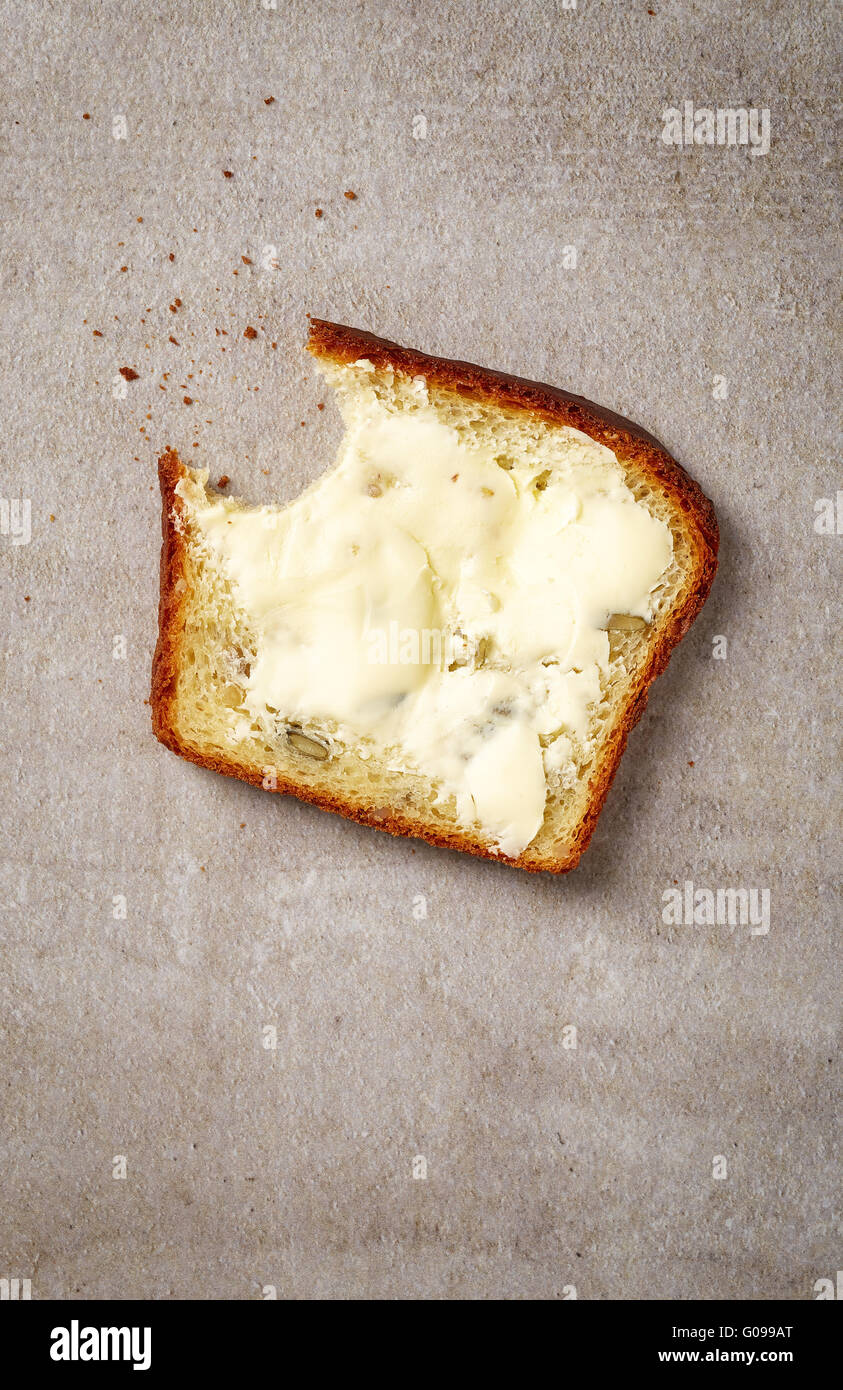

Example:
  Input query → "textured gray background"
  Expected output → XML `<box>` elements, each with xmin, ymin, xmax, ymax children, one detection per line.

<box><xmin>1</xmin><ymin>0</ymin><xmax>840</xmax><ymax>1300</ymax></box>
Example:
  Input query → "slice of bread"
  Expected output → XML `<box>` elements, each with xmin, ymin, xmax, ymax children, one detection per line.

<box><xmin>151</xmin><ymin>319</ymin><xmax>718</xmax><ymax>873</ymax></box>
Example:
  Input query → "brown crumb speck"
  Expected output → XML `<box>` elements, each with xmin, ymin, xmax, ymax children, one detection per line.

<box><xmin>82</xmin><ymin>112</ymin><xmax>90</xmax><ymax>120</ymax></box>
<box><xmin>317</xmin><ymin>402</ymin><xmax>324</xmax><ymax>410</ymax></box>
<box><xmin>688</xmin><ymin>760</ymin><xmax>695</xmax><ymax>767</ymax></box>
<box><xmin>120</xmin><ymin>265</ymin><xmax>128</xmax><ymax>272</ymax></box>
<box><xmin>315</xmin><ymin>208</ymin><xmax>323</xmax><ymax>218</ymax></box>
<box><xmin>218</xmin><ymin>475</ymin><xmax>230</xmax><ymax>488</ymax></box>
<box><xmin>264</xmin><ymin>96</ymin><xmax>275</xmax><ymax>105</ymax></box>
<box><xmin>118</xmin><ymin>367</ymin><xmax>139</xmax><ymax>381</ymax></box>
<box><xmin>183</xmin><ymin>396</ymin><xmax>193</xmax><ymax>404</ymax></box>
<box><xmin>243</xmin><ymin>325</ymin><xmax>258</xmax><ymax>339</ymax></box>
<box><xmin>223</xmin><ymin>170</ymin><xmax>233</xmax><ymax>178</ymax></box>
<box><xmin>169</xmin><ymin>335</ymin><xmax>179</xmax><ymax>345</ymax></box>
<box><xmin>169</xmin><ymin>252</ymin><xmax>175</xmax><ymax>261</ymax></box>
<box><xmin>241</xmin><ymin>255</ymin><xmax>252</xmax><ymax>265</ymax></box>
<box><xmin>344</xmin><ymin>190</ymin><xmax>357</xmax><ymax>200</ymax></box>
<box><xmin>92</xmin><ymin>329</ymin><xmax>103</xmax><ymax>337</ymax></box>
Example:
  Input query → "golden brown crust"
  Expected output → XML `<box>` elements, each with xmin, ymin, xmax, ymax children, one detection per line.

<box><xmin>150</xmin><ymin>450</ymin><xmax>534</xmax><ymax>869</ymax></box>
<box><xmin>307</xmin><ymin>318</ymin><xmax>719</xmax><ymax>558</ymax></box>
<box><xmin>150</xmin><ymin>447</ymin><xmax>191</xmax><ymax>748</ymax></box>
<box><xmin>150</xmin><ymin>324</ymin><xmax>719</xmax><ymax>873</ymax></box>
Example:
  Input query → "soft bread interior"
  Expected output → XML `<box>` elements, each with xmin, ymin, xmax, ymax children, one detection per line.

<box><xmin>163</xmin><ymin>360</ymin><xmax>695</xmax><ymax>868</ymax></box>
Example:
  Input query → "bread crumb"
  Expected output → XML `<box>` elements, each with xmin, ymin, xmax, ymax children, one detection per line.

<box><xmin>315</xmin><ymin>208</ymin><xmax>323</xmax><ymax>218</ymax></box>
<box><xmin>243</xmin><ymin>325</ymin><xmax>258</xmax><ymax>339</ymax></box>
<box><xmin>264</xmin><ymin>96</ymin><xmax>275</xmax><ymax>105</ymax></box>
<box><xmin>169</xmin><ymin>335</ymin><xmax>179</xmax><ymax>345</ymax></box>
<box><xmin>218</xmin><ymin>475</ymin><xmax>230</xmax><ymax>488</ymax></box>
<box><xmin>223</xmin><ymin>170</ymin><xmax>233</xmax><ymax>178</ymax></box>
<box><xmin>169</xmin><ymin>252</ymin><xmax>175</xmax><ymax>262</ymax></box>
<box><xmin>688</xmin><ymin>760</ymin><xmax>695</xmax><ymax>767</ymax></box>
<box><xmin>82</xmin><ymin>112</ymin><xmax>90</xmax><ymax>119</ymax></box>
<box><xmin>344</xmin><ymin>190</ymin><xmax>357</xmax><ymax>200</ymax></box>
<box><xmin>241</xmin><ymin>255</ymin><xmax>252</xmax><ymax>265</ymax></box>
<box><xmin>92</xmin><ymin>329</ymin><xmax>103</xmax><ymax>337</ymax></box>
<box><xmin>317</xmin><ymin>402</ymin><xmax>324</xmax><ymax>410</ymax></box>
<box><xmin>24</xmin><ymin>595</ymin><xmax>30</xmax><ymax>601</ymax></box>
<box><xmin>118</xmin><ymin>367</ymin><xmax>139</xmax><ymax>381</ymax></box>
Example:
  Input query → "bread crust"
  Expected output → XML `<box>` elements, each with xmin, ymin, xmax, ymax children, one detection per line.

<box><xmin>151</xmin><ymin>323</ymin><xmax>719</xmax><ymax>873</ymax></box>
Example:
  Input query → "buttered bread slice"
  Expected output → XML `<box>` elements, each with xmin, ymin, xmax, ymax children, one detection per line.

<box><xmin>151</xmin><ymin>320</ymin><xmax>718</xmax><ymax>872</ymax></box>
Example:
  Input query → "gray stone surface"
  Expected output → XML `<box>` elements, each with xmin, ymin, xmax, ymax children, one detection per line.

<box><xmin>0</xmin><ymin>0</ymin><xmax>839</xmax><ymax>1299</ymax></box>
